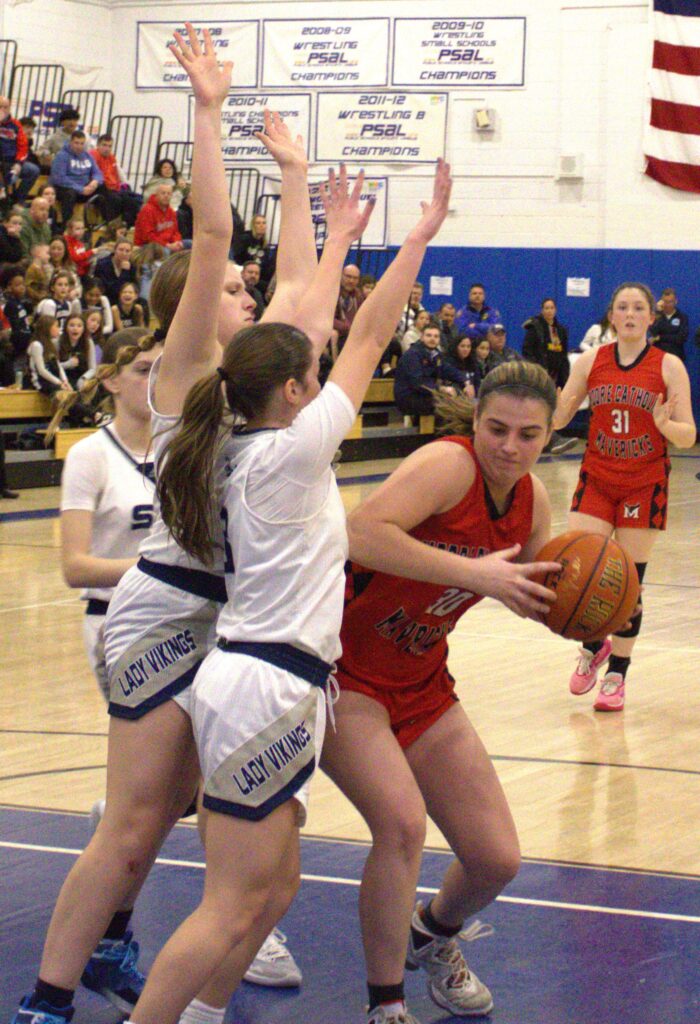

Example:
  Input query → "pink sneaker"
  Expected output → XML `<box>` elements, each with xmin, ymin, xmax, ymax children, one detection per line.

<box><xmin>569</xmin><ymin>637</ymin><xmax>612</xmax><ymax>695</ymax></box>
<box><xmin>593</xmin><ymin>672</ymin><xmax>625</xmax><ymax>712</ymax></box>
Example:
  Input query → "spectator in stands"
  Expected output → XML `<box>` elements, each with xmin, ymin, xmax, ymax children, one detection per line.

<box><xmin>130</xmin><ymin>242</ymin><xmax>163</xmax><ymax>317</ymax></box>
<box><xmin>241</xmin><ymin>260</ymin><xmax>266</xmax><ymax>321</ymax></box>
<box><xmin>38</xmin><ymin>183</ymin><xmax>63</xmax><ymax>236</ymax></box>
<box><xmin>233</xmin><ymin>212</ymin><xmax>276</xmax><ymax>290</ymax></box>
<box><xmin>48</xmin><ymin>237</ymin><xmax>81</xmax><ymax>304</ymax></box>
<box><xmin>64</xmin><ymin>218</ymin><xmax>98</xmax><ymax>277</ymax></box>
<box><xmin>35</xmin><ymin>270</ymin><xmax>79</xmax><ymax>332</ymax></box>
<box><xmin>1</xmin><ymin>270</ymin><xmax>33</xmax><ymax>367</ymax></box>
<box><xmin>133</xmin><ymin>183</ymin><xmax>184</xmax><ymax>251</ymax></box>
<box><xmin>50</xmin><ymin>130</ymin><xmax>103</xmax><ymax>223</ymax></box>
<box><xmin>111</xmin><ymin>280</ymin><xmax>145</xmax><ymax>331</ymax></box>
<box><xmin>26</xmin><ymin>314</ymin><xmax>71</xmax><ymax>394</ymax></box>
<box><xmin>394</xmin><ymin>319</ymin><xmax>466</xmax><ymax>417</ymax></box>
<box><xmin>83</xmin><ymin>308</ymin><xmax>106</xmax><ymax>362</ymax></box>
<box><xmin>443</xmin><ymin>333</ymin><xmax>477</xmax><ymax>396</ymax></box>
<box><xmin>94</xmin><ymin>238</ymin><xmax>136</xmax><ymax>304</ymax></box>
<box><xmin>400</xmin><ymin>308</ymin><xmax>432</xmax><ymax>352</ymax></box>
<box><xmin>0</xmin><ymin>95</ymin><xmax>40</xmax><ymax>203</ymax></box>
<box><xmin>58</xmin><ymin>312</ymin><xmax>95</xmax><ymax>388</ymax></box>
<box><xmin>455</xmin><ymin>282</ymin><xmax>501</xmax><ymax>339</ymax></box>
<box><xmin>486</xmin><ymin>324</ymin><xmax>521</xmax><ymax>368</ymax></box>
<box><xmin>522</xmin><ymin>298</ymin><xmax>576</xmax><ymax>454</ymax></box>
<box><xmin>359</xmin><ymin>273</ymin><xmax>376</xmax><ymax>299</ymax></box>
<box><xmin>437</xmin><ymin>301</ymin><xmax>460</xmax><ymax>349</ymax></box>
<box><xmin>143</xmin><ymin>157</ymin><xmax>189</xmax><ymax>209</ymax></box>
<box><xmin>80</xmin><ymin>276</ymin><xmax>113</xmax><ymax>335</ymax></box>
<box><xmin>0</xmin><ymin>304</ymin><xmax>13</xmax><ymax>385</ymax></box>
<box><xmin>473</xmin><ymin>337</ymin><xmax>492</xmax><ymax>390</ymax></box>
<box><xmin>24</xmin><ymin>242</ymin><xmax>52</xmax><ymax>306</ymax></box>
<box><xmin>0</xmin><ymin>209</ymin><xmax>24</xmax><ymax>270</ymax></box>
<box><xmin>38</xmin><ymin>107</ymin><xmax>80</xmax><ymax>168</ymax></box>
<box><xmin>395</xmin><ymin>281</ymin><xmax>425</xmax><ymax>342</ymax></box>
<box><xmin>18</xmin><ymin>116</ymin><xmax>42</xmax><ymax>170</ymax></box>
<box><xmin>20</xmin><ymin>197</ymin><xmax>51</xmax><ymax>258</ymax></box>
<box><xmin>651</xmin><ymin>287</ymin><xmax>688</xmax><ymax>362</ymax></box>
<box><xmin>580</xmin><ymin>311</ymin><xmax>615</xmax><ymax>350</ymax></box>
<box><xmin>90</xmin><ymin>133</ymin><xmax>142</xmax><ymax>227</ymax></box>
<box><xmin>331</xmin><ymin>262</ymin><xmax>363</xmax><ymax>361</ymax></box>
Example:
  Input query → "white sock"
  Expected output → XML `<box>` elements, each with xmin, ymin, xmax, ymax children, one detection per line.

<box><xmin>178</xmin><ymin>998</ymin><xmax>226</xmax><ymax>1024</ymax></box>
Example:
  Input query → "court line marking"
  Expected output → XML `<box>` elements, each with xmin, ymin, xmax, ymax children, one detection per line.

<box><xmin>0</xmin><ymin>597</ymin><xmax>78</xmax><ymax>615</ymax></box>
<box><xmin>1</xmin><ymin>839</ymin><xmax>698</xmax><ymax>925</ymax></box>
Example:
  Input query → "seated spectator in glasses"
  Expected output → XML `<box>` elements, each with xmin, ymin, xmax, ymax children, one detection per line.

<box><xmin>94</xmin><ymin>239</ymin><xmax>136</xmax><ymax>304</ymax></box>
<box><xmin>486</xmin><ymin>324</ymin><xmax>521</xmax><ymax>368</ymax></box>
<box><xmin>580</xmin><ymin>311</ymin><xmax>615</xmax><ymax>351</ymax></box>
<box><xmin>90</xmin><ymin>134</ymin><xmax>142</xmax><ymax>228</ymax></box>
<box><xmin>443</xmin><ymin>333</ymin><xmax>477</xmax><ymax>397</ymax></box>
<box><xmin>50</xmin><ymin>130</ymin><xmax>103</xmax><ymax>223</ymax></box>
<box><xmin>20</xmin><ymin>197</ymin><xmax>51</xmax><ymax>258</ymax></box>
<box><xmin>455</xmin><ymin>282</ymin><xmax>501</xmax><ymax>340</ymax></box>
<box><xmin>233</xmin><ymin>213</ymin><xmax>276</xmax><ymax>291</ymax></box>
<box><xmin>395</xmin><ymin>280</ymin><xmax>425</xmax><ymax>343</ymax></box>
<box><xmin>394</xmin><ymin>319</ymin><xmax>467</xmax><ymax>417</ymax></box>
<box><xmin>1</xmin><ymin>270</ymin><xmax>33</xmax><ymax>368</ymax></box>
<box><xmin>38</xmin><ymin>184</ymin><xmax>64</xmax><ymax>236</ymax></box>
<box><xmin>143</xmin><ymin>157</ymin><xmax>189</xmax><ymax>210</ymax></box>
<box><xmin>241</xmin><ymin>261</ymin><xmax>266</xmax><ymax>321</ymax></box>
<box><xmin>650</xmin><ymin>287</ymin><xmax>688</xmax><ymax>362</ymax></box>
<box><xmin>330</xmin><ymin>262</ymin><xmax>363</xmax><ymax>362</ymax></box>
<box><xmin>0</xmin><ymin>208</ymin><xmax>24</xmax><ymax>271</ymax></box>
<box><xmin>38</xmin><ymin>108</ymin><xmax>81</xmax><ymax>169</ymax></box>
<box><xmin>0</xmin><ymin>95</ymin><xmax>40</xmax><ymax>203</ymax></box>
<box><xmin>437</xmin><ymin>301</ymin><xmax>461</xmax><ymax>349</ymax></box>
<box><xmin>133</xmin><ymin>183</ymin><xmax>184</xmax><ymax>252</ymax></box>
<box><xmin>400</xmin><ymin>308</ymin><xmax>432</xmax><ymax>352</ymax></box>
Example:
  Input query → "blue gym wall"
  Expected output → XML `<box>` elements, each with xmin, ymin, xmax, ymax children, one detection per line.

<box><xmin>412</xmin><ymin>246</ymin><xmax>700</xmax><ymax>421</ymax></box>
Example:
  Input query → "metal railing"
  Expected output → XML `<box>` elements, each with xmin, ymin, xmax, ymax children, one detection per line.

<box><xmin>0</xmin><ymin>40</ymin><xmax>17</xmax><ymax>97</ymax></box>
<box><xmin>8</xmin><ymin>63</ymin><xmax>65</xmax><ymax>142</ymax></box>
<box><xmin>62</xmin><ymin>89</ymin><xmax>114</xmax><ymax>138</ymax></box>
<box><xmin>108</xmin><ymin>114</ymin><xmax>162</xmax><ymax>193</ymax></box>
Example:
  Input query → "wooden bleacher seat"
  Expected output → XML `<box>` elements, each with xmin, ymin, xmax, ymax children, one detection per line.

<box><xmin>43</xmin><ymin>427</ymin><xmax>98</xmax><ymax>460</ymax></box>
<box><xmin>0</xmin><ymin>390</ymin><xmax>52</xmax><ymax>420</ymax></box>
<box><xmin>364</xmin><ymin>379</ymin><xmax>395</xmax><ymax>404</ymax></box>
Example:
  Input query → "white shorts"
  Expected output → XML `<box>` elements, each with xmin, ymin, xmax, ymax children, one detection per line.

<box><xmin>104</xmin><ymin>564</ymin><xmax>221</xmax><ymax>720</ymax></box>
<box><xmin>193</xmin><ymin>646</ymin><xmax>328</xmax><ymax>827</ymax></box>
<box><xmin>83</xmin><ymin>609</ymin><xmax>109</xmax><ymax>702</ymax></box>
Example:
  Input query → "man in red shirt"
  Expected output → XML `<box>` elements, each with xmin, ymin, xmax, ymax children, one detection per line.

<box><xmin>0</xmin><ymin>95</ymin><xmax>39</xmax><ymax>203</ymax></box>
<box><xmin>89</xmin><ymin>134</ymin><xmax>142</xmax><ymax>227</ymax></box>
<box><xmin>133</xmin><ymin>183</ymin><xmax>184</xmax><ymax>251</ymax></box>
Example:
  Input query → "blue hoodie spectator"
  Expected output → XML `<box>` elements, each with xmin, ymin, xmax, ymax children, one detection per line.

<box><xmin>395</xmin><ymin>326</ymin><xmax>466</xmax><ymax>417</ymax></box>
<box><xmin>50</xmin><ymin>132</ymin><xmax>103</xmax><ymax>222</ymax></box>
<box><xmin>455</xmin><ymin>282</ymin><xmax>501</xmax><ymax>340</ymax></box>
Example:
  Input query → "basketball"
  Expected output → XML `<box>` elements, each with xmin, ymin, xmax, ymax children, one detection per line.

<box><xmin>535</xmin><ymin>531</ymin><xmax>639</xmax><ymax>642</ymax></box>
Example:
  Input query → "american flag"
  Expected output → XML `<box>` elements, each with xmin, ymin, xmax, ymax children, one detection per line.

<box><xmin>645</xmin><ymin>0</ymin><xmax>700</xmax><ymax>192</ymax></box>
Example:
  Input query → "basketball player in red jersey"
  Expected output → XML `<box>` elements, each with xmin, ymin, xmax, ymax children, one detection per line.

<box><xmin>554</xmin><ymin>282</ymin><xmax>695</xmax><ymax>711</ymax></box>
<box><xmin>321</xmin><ymin>360</ymin><xmax>562</xmax><ymax>1024</ymax></box>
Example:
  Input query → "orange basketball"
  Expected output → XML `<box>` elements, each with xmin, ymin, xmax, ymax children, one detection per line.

<box><xmin>535</xmin><ymin>531</ymin><xmax>639</xmax><ymax>642</ymax></box>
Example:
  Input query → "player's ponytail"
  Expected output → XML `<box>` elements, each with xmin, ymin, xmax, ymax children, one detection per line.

<box><xmin>433</xmin><ymin>390</ymin><xmax>477</xmax><ymax>436</ymax></box>
<box><xmin>158</xmin><ymin>322</ymin><xmax>313</xmax><ymax>565</ymax></box>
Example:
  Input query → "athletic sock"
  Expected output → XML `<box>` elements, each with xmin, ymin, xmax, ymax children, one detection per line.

<box><xmin>102</xmin><ymin>908</ymin><xmax>133</xmax><ymax>941</ymax></box>
<box><xmin>607</xmin><ymin>655</ymin><xmax>631</xmax><ymax>679</ymax></box>
<box><xmin>33</xmin><ymin>980</ymin><xmax>74</xmax><ymax>1010</ymax></box>
<box><xmin>367</xmin><ymin>983</ymin><xmax>405</xmax><ymax>1012</ymax></box>
<box><xmin>584</xmin><ymin>640</ymin><xmax>604</xmax><ymax>657</ymax></box>
<box><xmin>420</xmin><ymin>899</ymin><xmax>461</xmax><ymax>937</ymax></box>
<box><xmin>179</xmin><ymin>998</ymin><xmax>226</xmax><ymax>1024</ymax></box>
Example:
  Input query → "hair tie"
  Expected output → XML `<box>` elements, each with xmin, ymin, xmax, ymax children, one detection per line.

<box><xmin>216</xmin><ymin>366</ymin><xmax>228</xmax><ymax>382</ymax></box>
<box><xmin>153</xmin><ymin>327</ymin><xmax>166</xmax><ymax>342</ymax></box>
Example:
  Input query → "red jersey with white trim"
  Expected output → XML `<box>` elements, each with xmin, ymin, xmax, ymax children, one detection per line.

<box><xmin>337</xmin><ymin>436</ymin><xmax>534</xmax><ymax>690</ymax></box>
<box><xmin>582</xmin><ymin>344</ymin><xmax>669</xmax><ymax>487</ymax></box>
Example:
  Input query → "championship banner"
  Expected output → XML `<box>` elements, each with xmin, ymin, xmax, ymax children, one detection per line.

<box><xmin>261</xmin><ymin>18</ymin><xmax>390</xmax><ymax>88</ymax></box>
<box><xmin>315</xmin><ymin>92</ymin><xmax>447</xmax><ymax>164</ymax></box>
<box><xmin>391</xmin><ymin>17</ymin><xmax>526</xmax><ymax>87</ymax></box>
<box><xmin>136</xmin><ymin>21</ymin><xmax>258</xmax><ymax>89</ymax></box>
<box><xmin>188</xmin><ymin>93</ymin><xmax>311</xmax><ymax>163</ymax></box>
<box><xmin>261</xmin><ymin>175</ymin><xmax>388</xmax><ymax>248</ymax></box>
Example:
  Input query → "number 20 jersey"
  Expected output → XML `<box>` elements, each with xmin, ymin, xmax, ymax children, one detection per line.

<box><xmin>337</xmin><ymin>436</ymin><xmax>534</xmax><ymax>690</ymax></box>
<box><xmin>582</xmin><ymin>343</ymin><xmax>669</xmax><ymax>488</ymax></box>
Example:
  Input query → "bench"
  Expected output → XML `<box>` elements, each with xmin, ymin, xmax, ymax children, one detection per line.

<box><xmin>0</xmin><ymin>389</ymin><xmax>52</xmax><ymax>420</ymax></box>
<box><xmin>36</xmin><ymin>426</ymin><xmax>98</xmax><ymax>460</ymax></box>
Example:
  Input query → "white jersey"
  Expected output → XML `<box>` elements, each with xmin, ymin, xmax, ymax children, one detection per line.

<box><xmin>137</xmin><ymin>354</ymin><xmax>226</xmax><ymax>577</ymax></box>
<box><xmin>60</xmin><ymin>423</ymin><xmax>155</xmax><ymax>603</ymax></box>
<box><xmin>217</xmin><ymin>381</ymin><xmax>356</xmax><ymax>665</ymax></box>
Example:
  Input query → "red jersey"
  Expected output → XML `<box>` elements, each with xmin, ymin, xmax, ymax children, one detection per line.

<box><xmin>337</xmin><ymin>436</ymin><xmax>534</xmax><ymax>690</ymax></box>
<box><xmin>582</xmin><ymin>344</ymin><xmax>668</xmax><ymax>487</ymax></box>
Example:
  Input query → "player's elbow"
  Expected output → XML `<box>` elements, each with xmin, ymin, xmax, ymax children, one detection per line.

<box><xmin>347</xmin><ymin>508</ymin><xmax>379</xmax><ymax>563</ymax></box>
<box><xmin>61</xmin><ymin>554</ymin><xmax>86</xmax><ymax>589</ymax></box>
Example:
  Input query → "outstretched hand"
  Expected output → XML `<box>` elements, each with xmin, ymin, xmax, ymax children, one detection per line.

<box><xmin>411</xmin><ymin>158</ymin><xmax>452</xmax><ymax>245</ymax></box>
<box><xmin>255</xmin><ymin>110</ymin><xmax>308</xmax><ymax>171</ymax></box>
<box><xmin>169</xmin><ymin>23</ymin><xmax>233</xmax><ymax>108</ymax></box>
<box><xmin>321</xmin><ymin>165</ymin><xmax>376</xmax><ymax>245</ymax></box>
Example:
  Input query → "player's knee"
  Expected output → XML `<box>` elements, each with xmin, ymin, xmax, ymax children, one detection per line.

<box><xmin>614</xmin><ymin>606</ymin><xmax>642</xmax><ymax>638</ymax></box>
<box><xmin>370</xmin><ymin>796</ymin><xmax>426</xmax><ymax>862</ymax></box>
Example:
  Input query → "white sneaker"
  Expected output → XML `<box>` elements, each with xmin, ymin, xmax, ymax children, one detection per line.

<box><xmin>367</xmin><ymin>1005</ymin><xmax>420</xmax><ymax>1024</ymax></box>
<box><xmin>406</xmin><ymin>902</ymin><xmax>494</xmax><ymax>1016</ymax></box>
<box><xmin>89</xmin><ymin>798</ymin><xmax>106</xmax><ymax>837</ymax></box>
<box><xmin>243</xmin><ymin>928</ymin><xmax>302</xmax><ymax>987</ymax></box>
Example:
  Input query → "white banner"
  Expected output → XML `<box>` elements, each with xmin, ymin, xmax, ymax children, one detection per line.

<box><xmin>262</xmin><ymin>18</ymin><xmax>390</xmax><ymax>88</ymax></box>
<box><xmin>188</xmin><ymin>93</ymin><xmax>312</xmax><ymax>164</ymax></box>
<box><xmin>392</xmin><ymin>17</ymin><xmax>526</xmax><ymax>87</ymax></box>
<box><xmin>261</xmin><ymin>174</ymin><xmax>388</xmax><ymax>248</ymax></box>
<box><xmin>136</xmin><ymin>21</ymin><xmax>258</xmax><ymax>90</ymax></box>
<box><xmin>315</xmin><ymin>92</ymin><xmax>447</xmax><ymax>164</ymax></box>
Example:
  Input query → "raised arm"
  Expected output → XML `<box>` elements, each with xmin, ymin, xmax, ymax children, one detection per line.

<box><xmin>255</xmin><ymin>111</ymin><xmax>317</xmax><ymax>323</ymax></box>
<box><xmin>330</xmin><ymin>159</ymin><xmax>452</xmax><ymax>411</ymax></box>
<box><xmin>155</xmin><ymin>23</ymin><xmax>233</xmax><ymax>415</ymax></box>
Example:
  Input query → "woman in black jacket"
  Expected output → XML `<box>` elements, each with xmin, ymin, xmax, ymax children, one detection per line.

<box><xmin>523</xmin><ymin>298</ymin><xmax>576</xmax><ymax>453</ymax></box>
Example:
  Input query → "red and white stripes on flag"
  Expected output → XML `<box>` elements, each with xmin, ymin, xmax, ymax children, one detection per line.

<box><xmin>645</xmin><ymin>0</ymin><xmax>700</xmax><ymax>192</ymax></box>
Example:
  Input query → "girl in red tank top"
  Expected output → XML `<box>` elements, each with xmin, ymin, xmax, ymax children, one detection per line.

<box><xmin>554</xmin><ymin>282</ymin><xmax>695</xmax><ymax>712</ymax></box>
<box><xmin>322</xmin><ymin>361</ymin><xmax>562</xmax><ymax>1024</ymax></box>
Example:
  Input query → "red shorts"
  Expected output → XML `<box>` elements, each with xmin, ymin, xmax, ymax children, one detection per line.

<box><xmin>336</xmin><ymin>662</ymin><xmax>459</xmax><ymax>749</ymax></box>
<box><xmin>570</xmin><ymin>467</ymin><xmax>669</xmax><ymax>530</ymax></box>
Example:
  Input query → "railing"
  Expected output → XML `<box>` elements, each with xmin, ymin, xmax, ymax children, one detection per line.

<box><xmin>8</xmin><ymin>63</ymin><xmax>65</xmax><ymax>143</ymax></box>
<box><xmin>62</xmin><ymin>89</ymin><xmax>114</xmax><ymax>138</ymax></box>
<box><xmin>108</xmin><ymin>114</ymin><xmax>162</xmax><ymax>193</ymax></box>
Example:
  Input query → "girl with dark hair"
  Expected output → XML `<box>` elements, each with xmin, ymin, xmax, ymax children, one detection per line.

<box><xmin>35</xmin><ymin>270</ymin><xmax>79</xmax><ymax>333</ymax></box>
<box><xmin>111</xmin><ymin>281</ymin><xmax>145</xmax><ymax>330</ymax></box>
<box><xmin>125</xmin><ymin>159</ymin><xmax>452</xmax><ymax>1024</ymax></box>
<box><xmin>444</xmin><ymin>333</ymin><xmax>477</xmax><ymax>395</ymax></box>
<box><xmin>26</xmin><ymin>314</ymin><xmax>71</xmax><ymax>394</ymax></box>
<box><xmin>58</xmin><ymin>313</ymin><xmax>95</xmax><ymax>388</ymax></box>
<box><xmin>321</xmin><ymin>360</ymin><xmax>561</xmax><ymax>1024</ymax></box>
<box><xmin>143</xmin><ymin>157</ymin><xmax>189</xmax><ymax>209</ymax></box>
<box><xmin>81</xmin><ymin>276</ymin><xmax>114</xmax><ymax>335</ymax></box>
<box><xmin>554</xmin><ymin>282</ymin><xmax>695</xmax><ymax>711</ymax></box>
